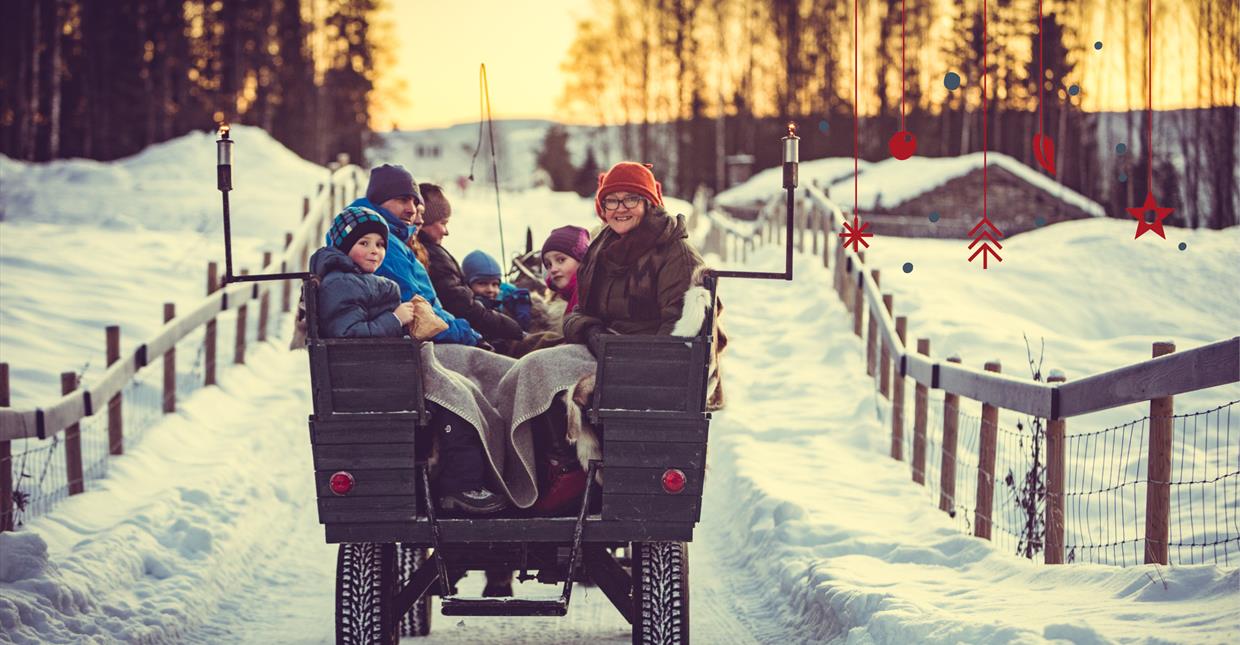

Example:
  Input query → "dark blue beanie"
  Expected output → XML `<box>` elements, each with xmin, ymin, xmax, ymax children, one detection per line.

<box><xmin>462</xmin><ymin>250</ymin><xmax>502</xmax><ymax>285</ymax></box>
<box><xmin>366</xmin><ymin>164</ymin><xmax>423</xmax><ymax>207</ymax></box>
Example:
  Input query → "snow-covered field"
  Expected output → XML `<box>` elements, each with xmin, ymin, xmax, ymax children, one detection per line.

<box><xmin>1</xmin><ymin>131</ymin><xmax>1237</xmax><ymax>643</ymax></box>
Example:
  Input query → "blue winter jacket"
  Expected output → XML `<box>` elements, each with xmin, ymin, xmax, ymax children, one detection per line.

<box><xmin>340</xmin><ymin>198</ymin><xmax>480</xmax><ymax>346</ymax></box>
<box><xmin>309</xmin><ymin>246</ymin><xmax>404</xmax><ymax>339</ymax></box>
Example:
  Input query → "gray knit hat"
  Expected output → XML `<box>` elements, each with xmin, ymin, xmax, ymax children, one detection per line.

<box><xmin>366</xmin><ymin>164</ymin><xmax>423</xmax><ymax>206</ymax></box>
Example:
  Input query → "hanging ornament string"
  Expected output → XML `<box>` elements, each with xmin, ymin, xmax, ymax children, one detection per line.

<box><xmin>1146</xmin><ymin>0</ymin><xmax>1153</xmax><ymax>189</ymax></box>
<box><xmin>888</xmin><ymin>0</ymin><xmax>916</xmax><ymax>160</ymax></box>
<box><xmin>968</xmin><ymin>0</ymin><xmax>1004</xmax><ymax>268</ymax></box>
<box><xmin>854</xmin><ymin>0</ymin><xmax>859</xmax><ymax>219</ymax></box>
<box><xmin>468</xmin><ymin>63</ymin><xmax>506</xmax><ymax>265</ymax></box>
<box><xmin>1123</xmin><ymin>0</ymin><xmax>1172</xmax><ymax>239</ymax></box>
<box><xmin>1031</xmin><ymin>0</ymin><xmax>1056</xmax><ymax>174</ymax></box>
<box><xmin>900</xmin><ymin>0</ymin><xmax>906</xmax><ymax>132</ymax></box>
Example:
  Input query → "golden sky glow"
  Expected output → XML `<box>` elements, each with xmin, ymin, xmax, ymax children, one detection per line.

<box><xmin>372</xmin><ymin>0</ymin><xmax>1235</xmax><ymax>131</ymax></box>
<box><xmin>373</xmin><ymin>0</ymin><xmax>590</xmax><ymax>130</ymax></box>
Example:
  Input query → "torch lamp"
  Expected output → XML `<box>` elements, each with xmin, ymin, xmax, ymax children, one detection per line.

<box><xmin>215</xmin><ymin>123</ymin><xmax>313</xmax><ymax>286</ymax></box>
<box><xmin>708</xmin><ymin>122</ymin><xmax>798</xmax><ymax>283</ymax></box>
<box><xmin>217</xmin><ymin>123</ymin><xmax>236</xmax><ymax>283</ymax></box>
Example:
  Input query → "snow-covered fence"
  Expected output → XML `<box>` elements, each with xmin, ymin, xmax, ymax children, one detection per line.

<box><xmin>698</xmin><ymin>183</ymin><xmax>1240</xmax><ymax>567</ymax></box>
<box><xmin>0</xmin><ymin>163</ymin><xmax>366</xmax><ymax>531</ymax></box>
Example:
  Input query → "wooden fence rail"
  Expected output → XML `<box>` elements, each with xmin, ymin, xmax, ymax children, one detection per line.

<box><xmin>703</xmin><ymin>180</ymin><xmax>1240</xmax><ymax>565</ymax></box>
<box><xmin>0</xmin><ymin>161</ymin><xmax>364</xmax><ymax>536</ymax></box>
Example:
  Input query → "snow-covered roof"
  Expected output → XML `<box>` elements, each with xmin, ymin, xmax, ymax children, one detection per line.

<box><xmin>827</xmin><ymin>152</ymin><xmax>1106</xmax><ymax>218</ymax></box>
<box><xmin>714</xmin><ymin>157</ymin><xmax>869</xmax><ymax>210</ymax></box>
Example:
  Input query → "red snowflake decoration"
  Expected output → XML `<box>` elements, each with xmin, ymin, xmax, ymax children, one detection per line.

<box><xmin>839</xmin><ymin>214</ymin><xmax>872</xmax><ymax>253</ymax></box>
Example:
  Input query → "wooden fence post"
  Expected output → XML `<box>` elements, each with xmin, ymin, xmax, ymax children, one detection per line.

<box><xmin>106</xmin><ymin>326</ymin><xmax>124</xmax><ymax>454</ymax></box>
<box><xmin>258</xmin><ymin>252</ymin><xmax>272</xmax><ymax>342</ymax></box>
<box><xmin>1</xmin><ymin>363</ymin><xmax>12</xmax><ymax>531</ymax></box>
<box><xmin>891</xmin><ymin>316</ymin><xmax>908</xmax><ymax>460</ymax></box>
<box><xmin>810</xmin><ymin>211</ymin><xmax>819</xmax><ymax>255</ymax></box>
<box><xmin>912</xmin><ymin>338</ymin><xmax>931</xmax><ymax>484</ymax></box>
<box><xmin>975</xmin><ymin>360</ymin><xmax>1002</xmax><ymax>540</ymax></box>
<box><xmin>1144</xmin><ymin>341</ymin><xmax>1176</xmax><ymax>565</ymax></box>
<box><xmin>1045</xmin><ymin>370</ymin><xmax>1067</xmax><ymax>564</ymax></box>
<box><xmin>939</xmin><ymin>356</ymin><xmax>962</xmax><ymax>513</ymax></box>
<box><xmin>235</xmin><ymin>269</ymin><xmax>249</xmax><ymax>365</ymax></box>
<box><xmin>62</xmin><ymin>372</ymin><xmax>84</xmax><ymax>496</ymax></box>
<box><xmin>162</xmin><ymin>305</ymin><xmax>176</xmax><ymax>415</ymax></box>
<box><xmin>866</xmin><ymin>270</ymin><xmax>880</xmax><ymax>376</ymax></box>
<box><xmin>205</xmin><ymin>262</ymin><xmax>218</xmax><ymax>386</ymax></box>
<box><xmin>880</xmin><ymin>294</ymin><xmax>893</xmax><ymax>399</ymax></box>
<box><xmin>852</xmin><ymin>274</ymin><xmax>864</xmax><ymax>337</ymax></box>
<box><xmin>822</xmin><ymin>212</ymin><xmax>831</xmax><ymax>269</ymax></box>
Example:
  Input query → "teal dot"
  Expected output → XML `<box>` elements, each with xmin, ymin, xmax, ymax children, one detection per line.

<box><xmin>902</xmin><ymin>262</ymin><xmax>914</xmax><ymax>273</ymax></box>
<box><xmin>1068</xmin><ymin>84</ymin><xmax>1080</xmax><ymax>96</ymax></box>
<box><xmin>1094</xmin><ymin>41</ymin><xmax>1103</xmax><ymax>50</ymax></box>
<box><xmin>818</xmin><ymin>120</ymin><xmax>830</xmax><ymax>133</ymax></box>
<box><xmin>1035</xmin><ymin>216</ymin><xmax>1047</xmax><ymax>227</ymax></box>
<box><xmin>1118</xmin><ymin>172</ymin><xmax>1127</xmax><ymax>182</ymax></box>
<box><xmin>928</xmin><ymin>211</ymin><xmax>941</xmax><ymax>223</ymax></box>
<box><xmin>1178</xmin><ymin>242</ymin><xmax>1187</xmax><ymax>251</ymax></box>
<box><xmin>944</xmin><ymin>72</ymin><xmax>962</xmax><ymax>90</ymax></box>
<box><xmin>1116</xmin><ymin>143</ymin><xmax>1127</xmax><ymax>154</ymax></box>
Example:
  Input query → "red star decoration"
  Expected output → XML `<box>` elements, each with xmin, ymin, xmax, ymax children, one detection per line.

<box><xmin>1126</xmin><ymin>191</ymin><xmax>1173</xmax><ymax>240</ymax></box>
<box><xmin>839</xmin><ymin>214</ymin><xmax>873</xmax><ymax>253</ymax></box>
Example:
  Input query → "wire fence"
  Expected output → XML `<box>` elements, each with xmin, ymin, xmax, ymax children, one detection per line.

<box><xmin>879</xmin><ymin>366</ymin><xmax>1240</xmax><ymax>566</ymax></box>
<box><xmin>4</xmin><ymin>302</ymin><xmax>287</xmax><ymax>530</ymax></box>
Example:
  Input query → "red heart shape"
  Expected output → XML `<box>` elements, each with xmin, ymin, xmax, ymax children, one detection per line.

<box><xmin>1033</xmin><ymin>134</ymin><xmax>1057</xmax><ymax>175</ymax></box>
<box><xmin>888</xmin><ymin>131</ymin><xmax>917</xmax><ymax>160</ymax></box>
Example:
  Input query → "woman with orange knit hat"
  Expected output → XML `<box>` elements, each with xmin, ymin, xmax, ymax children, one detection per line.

<box><xmin>562</xmin><ymin>161</ymin><xmax>704</xmax><ymax>349</ymax></box>
<box><xmin>524</xmin><ymin>162</ymin><xmax>705</xmax><ymax>516</ymax></box>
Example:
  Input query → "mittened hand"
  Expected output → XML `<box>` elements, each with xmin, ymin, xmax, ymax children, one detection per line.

<box><xmin>502</xmin><ymin>288</ymin><xmax>533</xmax><ymax>329</ymax></box>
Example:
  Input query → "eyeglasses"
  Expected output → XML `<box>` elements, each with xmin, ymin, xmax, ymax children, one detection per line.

<box><xmin>601</xmin><ymin>195</ymin><xmax>644</xmax><ymax>211</ymax></box>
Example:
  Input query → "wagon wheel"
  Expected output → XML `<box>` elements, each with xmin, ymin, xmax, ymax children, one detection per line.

<box><xmin>335</xmin><ymin>542</ymin><xmax>399</xmax><ymax>645</ymax></box>
<box><xmin>631</xmin><ymin>541</ymin><xmax>690</xmax><ymax>645</ymax></box>
<box><xmin>397</xmin><ymin>543</ymin><xmax>433</xmax><ymax>637</ymax></box>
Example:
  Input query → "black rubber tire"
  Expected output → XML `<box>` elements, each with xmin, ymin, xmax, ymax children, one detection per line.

<box><xmin>335</xmin><ymin>543</ymin><xmax>398</xmax><ymax>645</ymax></box>
<box><xmin>631</xmin><ymin>541</ymin><xmax>690</xmax><ymax>644</ymax></box>
<box><xmin>397</xmin><ymin>543</ymin><xmax>433</xmax><ymax>637</ymax></box>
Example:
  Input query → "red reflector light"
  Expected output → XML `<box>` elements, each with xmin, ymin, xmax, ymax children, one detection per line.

<box><xmin>662</xmin><ymin>469</ymin><xmax>686</xmax><ymax>494</ymax></box>
<box><xmin>329</xmin><ymin>471</ymin><xmax>355</xmax><ymax>496</ymax></box>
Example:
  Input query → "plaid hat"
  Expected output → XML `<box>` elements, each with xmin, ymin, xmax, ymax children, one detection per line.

<box><xmin>327</xmin><ymin>206</ymin><xmax>388</xmax><ymax>253</ymax></box>
<box><xmin>462</xmin><ymin>250</ymin><xmax>502</xmax><ymax>285</ymax></box>
<box><xmin>541</xmin><ymin>225</ymin><xmax>590</xmax><ymax>262</ymax></box>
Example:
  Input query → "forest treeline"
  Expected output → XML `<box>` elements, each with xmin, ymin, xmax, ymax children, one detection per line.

<box><xmin>0</xmin><ymin>0</ymin><xmax>380</xmax><ymax>166</ymax></box>
<box><xmin>558</xmin><ymin>0</ymin><xmax>1239</xmax><ymax>229</ymax></box>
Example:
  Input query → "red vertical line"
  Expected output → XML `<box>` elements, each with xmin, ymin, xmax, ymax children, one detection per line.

<box><xmin>901</xmin><ymin>0</ymin><xmax>906</xmax><ymax>131</ymax></box>
<box><xmin>1148</xmin><ymin>0</ymin><xmax>1154</xmax><ymax>189</ymax></box>
<box><xmin>982</xmin><ymin>0</ymin><xmax>988</xmax><ymax>223</ymax></box>
<box><xmin>1038</xmin><ymin>0</ymin><xmax>1044</xmax><ymax>135</ymax></box>
<box><xmin>854</xmin><ymin>0</ymin><xmax>860</xmax><ymax>218</ymax></box>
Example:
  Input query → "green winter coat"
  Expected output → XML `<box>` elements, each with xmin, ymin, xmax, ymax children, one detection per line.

<box><xmin>563</xmin><ymin>207</ymin><xmax>703</xmax><ymax>342</ymax></box>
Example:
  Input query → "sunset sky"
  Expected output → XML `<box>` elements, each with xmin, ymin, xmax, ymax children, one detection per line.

<box><xmin>372</xmin><ymin>0</ymin><xmax>1232</xmax><ymax>131</ymax></box>
<box><xmin>372</xmin><ymin>0</ymin><xmax>590</xmax><ymax>130</ymax></box>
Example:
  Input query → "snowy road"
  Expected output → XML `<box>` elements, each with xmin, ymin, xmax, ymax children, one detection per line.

<box><xmin>172</xmin><ymin>338</ymin><xmax>807</xmax><ymax>643</ymax></box>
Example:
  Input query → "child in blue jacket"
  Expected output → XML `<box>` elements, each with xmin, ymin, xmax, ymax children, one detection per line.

<box><xmin>311</xmin><ymin>205</ymin><xmax>508</xmax><ymax>515</ymax></box>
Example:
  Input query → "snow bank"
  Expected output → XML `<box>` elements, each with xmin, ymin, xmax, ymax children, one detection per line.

<box><xmin>823</xmin><ymin>152</ymin><xmax>1106</xmax><ymax>218</ymax></box>
<box><xmin>710</xmin><ymin>244</ymin><xmax>1240</xmax><ymax>644</ymax></box>
<box><xmin>715</xmin><ymin>157</ymin><xmax>868</xmax><ymax>212</ymax></box>
<box><xmin>0</xmin><ymin>125</ymin><xmax>326</xmax><ymax>240</ymax></box>
<box><xmin>0</xmin><ymin>342</ymin><xmax>328</xmax><ymax>644</ymax></box>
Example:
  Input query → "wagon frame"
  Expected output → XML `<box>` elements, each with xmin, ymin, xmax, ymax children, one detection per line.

<box><xmin>304</xmin><ymin>275</ymin><xmax>719</xmax><ymax>644</ymax></box>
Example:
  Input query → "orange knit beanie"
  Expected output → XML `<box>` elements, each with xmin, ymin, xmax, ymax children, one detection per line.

<box><xmin>594</xmin><ymin>162</ymin><xmax>663</xmax><ymax>218</ymax></box>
